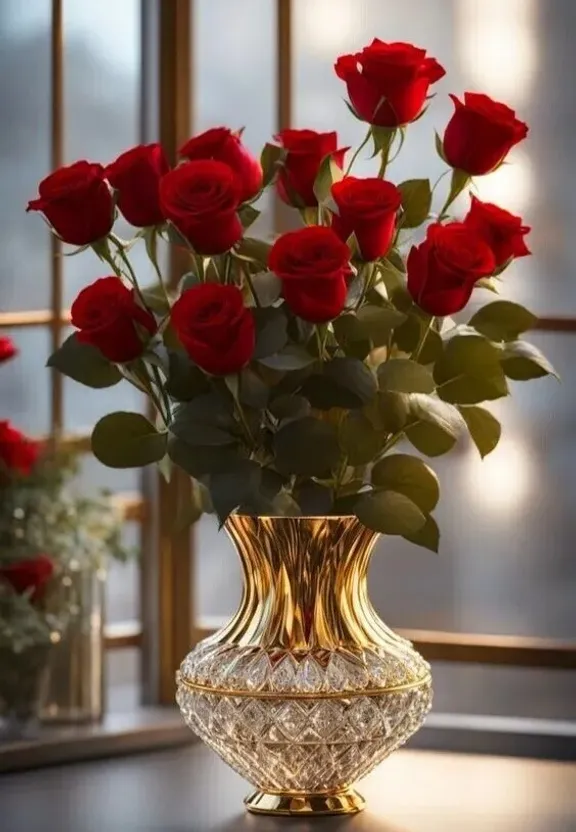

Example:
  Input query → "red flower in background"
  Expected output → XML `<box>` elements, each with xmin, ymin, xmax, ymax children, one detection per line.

<box><xmin>443</xmin><ymin>93</ymin><xmax>528</xmax><ymax>175</ymax></box>
<box><xmin>330</xmin><ymin>177</ymin><xmax>402</xmax><ymax>261</ymax></box>
<box><xmin>0</xmin><ymin>421</ymin><xmax>40</xmax><ymax>476</ymax></box>
<box><xmin>179</xmin><ymin>127</ymin><xmax>262</xmax><ymax>203</ymax></box>
<box><xmin>0</xmin><ymin>336</ymin><xmax>17</xmax><ymax>364</ymax></box>
<box><xmin>71</xmin><ymin>277</ymin><xmax>157</xmax><ymax>363</ymax></box>
<box><xmin>275</xmin><ymin>130</ymin><xmax>347</xmax><ymax>208</ymax></box>
<box><xmin>407</xmin><ymin>222</ymin><xmax>495</xmax><ymax>316</ymax></box>
<box><xmin>269</xmin><ymin>226</ymin><xmax>351</xmax><ymax>322</ymax></box>
<box><xmin>106</xmin><ymin>143</ymin><xmax>169</xmax><ymax>228</ymax></box>
<box><xmin>171</xmin><ymin>283</ymin><xmax>255</xmax><ymax>376</ymax></box>
<box><xmin>27</xmin><ymin>161</ymin><xmax>114</xmax><ymax>246</ymax></box>
<box><xmin>159</xmin><ymin>160</ymin><xmax>243</xmax><ymax>255</ymax></box>
<box><xmin>0</xmin><ymin>555</ymin><xmax>55</xmax><ymax>602</ymax></box>
<box><xmin>335</xmin><ymin>40</ymin><xmax>445</xmax><ymax>127</ymax></box>
<box><xmin>464</xmin><ymin>196</ymin><xmax>531</xmax><ymax>268</ymax></box>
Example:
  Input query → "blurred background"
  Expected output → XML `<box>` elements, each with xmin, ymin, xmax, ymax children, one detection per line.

<box><xmin>0</xmin><ymin>0</ymin><xmax>575</xmax><ymax>762</ymax></box>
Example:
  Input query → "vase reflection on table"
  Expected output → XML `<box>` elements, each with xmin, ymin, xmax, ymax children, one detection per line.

<box><xmin>177</xmin><ymin>516</ymin><xmax>432</xmax><ymax>816</ymax></box>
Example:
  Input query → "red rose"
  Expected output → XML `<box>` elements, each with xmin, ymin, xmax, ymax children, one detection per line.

<box><xmin>105</xmin><ymin>143</ymin><xmax>169</xmax><ymax>228</ymax></box>
<box><xmin>269</xmin><ymin>226</ymin><xmax>351</xmax><ymax>323</ymax></box>
<box><xmin>27</xmin><ymin>161</ymin><xmax>114</xmax><ymax>246</ymax></box>
<box><xmin>179</xmin><ymin>127</ymin><xmax>262</xmax><ymax>204</ymax></box>
<box><xmin>0</xmin><ymin>421</ymin><xmax>40</xmax><ymax>475</ymax></box>
<box><xmin>331</xmin><ymin>177</ymin><xmax>402</xmax><ymax>261</ymax></box>
<box><xmin>407</xmin><ymin>222</ymin><xmax>496</xmax><ymax>316</ymax></box>
<box><xmin>275</xmin><ymin>129</ymin><xmax>347</xmax><ymax>208</ymax></box>
<box><xmin>335</xmin><ymin>40</ymin><xmax>445</xmax><ymax>127</ymax></box>
<box><xmin>171</xmin><ymin>284</ymin><xmax>255</xmax><ymax>376</ymax></box>
<box><xmin>0</xmin><ymin>336</ymin><xmax>17</xmax><ymax>364</ymax></box>
<box><xmin>0</xmin><ymin>555</ymin><xmax>54</xmax><ymax>602</ymax></box>
<box><xmin>159</xmin><ymin>160</ymin><xmax>243</xmax><ymax>255</ymax></box>
<box><xmin>71</xmin><ymin>277</ymin><xmax>157</xmax><ymax>363</ymax></box>
<box><xmin>463</xmin><ymin>196</ymin><xmax>531</xmax><ymax>268</ymax></box>
<box><xmin>443</xmin><ymin>93</ymin><xmax>529</xmax><ymax>176</ymax></box>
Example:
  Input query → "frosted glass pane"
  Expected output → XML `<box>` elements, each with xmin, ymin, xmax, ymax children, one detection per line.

<box><xmin>0</xmin><ymin>327</ymin><xmax>51</xmax><ymax>435</ymax></box>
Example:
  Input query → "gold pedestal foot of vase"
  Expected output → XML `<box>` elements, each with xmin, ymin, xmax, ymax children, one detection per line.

<box><xmin>244</xmin><ymin>788</ymin><xmax>366</xmax><ymax>816</ymax></box>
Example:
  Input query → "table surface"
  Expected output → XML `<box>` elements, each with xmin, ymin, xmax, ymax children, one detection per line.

<box><xmin>1</xmin><ymin>744</ymin><xmax>576</xmax><ymax>832</ymax></box>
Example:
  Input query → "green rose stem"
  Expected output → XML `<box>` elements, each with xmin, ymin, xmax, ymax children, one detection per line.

<box><xmin>438</xmin><ymin>169</ymin><xmax>471</xmax><ymax>220</ymax></box>
<box><xmin>376</xmin><ymin>129</ymin><xmax>396</xmax><ymax>179</ymax></box>
<box><xmin>144</xmin><ymin>227</ymin><xmax>170</xmax><ymax>304</ymax></box>
<box><xmin>411</xmin><ymin>317</ymin><xmax>435</xmax><ymax>361</ymax></box>
<box><xmin>236</xmin><ymin>261</ymin><xmax>261</xmax><ymax>308</ymax></box>
<box><xmin>344</xmin><ymin>127</ymin><xmax>372</xmax><ymax>176</ymax></box>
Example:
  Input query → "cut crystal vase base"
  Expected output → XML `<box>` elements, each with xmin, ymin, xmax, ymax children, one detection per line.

<box><xmin>244</xmin><ymin>787</ymin><xmax>366</xmax><ymax>816</ymax></box>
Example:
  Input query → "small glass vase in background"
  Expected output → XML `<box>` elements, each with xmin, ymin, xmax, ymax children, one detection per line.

<box><xmin>0</xmin><ymin>644</ymin><xmax>52</xmax><ymax>740</ymax></box>
<box><xmin>40</xmin><ymin>562</ymin><xmax>106</xmax><ymax>724</ymax></box>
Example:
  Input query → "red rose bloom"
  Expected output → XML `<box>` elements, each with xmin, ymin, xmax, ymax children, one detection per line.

<box><xmin>275</xmin><ymin>129</ymin><xmax>347</xmax><ymax>208</ymax></box>
<box><xmin>443</xmin><ymin>93</ymin><xmax>529</xmax><ymax>176</ymax></box>
<box><xmin>179</xmin><ymin>127</ymin><xmax>262</xmax><ymax>204</ymax></box>
<box><xmin>171</xmin><ymin>284</ymin><xmax>255</xmax><ymax>376</ymax></box>
<box><xmin>407</xmin><ymin>222</ymin><xmax>496</xmax><ymax>316</ymax></box>
<box><xmin>335</xmin><ymin>40</ymin><xmax>445</xmax><ymax>127</ymax></box>
<box><xmin>27</xmin><ymin>161</ymin><xmax>114</xmax><ymax>246</ymax></box>
<box><xmin>159</xmin><ymin>160</ymin><xmax>243</xmax><ymax>255</ymax></box>
<box><xmin>0</xmin><ymin>421</ymin><xmax>40</xmax><ymax>475</ymax></box>
<box><xmin>105</xmin><ymin>143</ymin><xmax>169</xmax><ymax>227</ymax></box>
<box><xmin>71</xmin><ymin>277</ymin><xmax>157</xmax><ymax>363</ymax></box>
<box><xmin>0</xmin><ymin>555</ymin><xmax>54</xmax><ymax>602</ymax></box>
<box><xmin>331</xmin><ymin>177</ymin><xmax>402</xmax><ymax>261</ymax></box>
<box><xmin>464</xmin><ymin>195</ymin><xmax>531</xmax><ymax>268</ymax></box>
<box><xmin>269</xmin><ymin>226</ymin><xmax>351</xmax><ymax>323</ymax></box>
<box><xmin>0</xmin><ymin>336</ymin><xmax>17</xmax><ymax>364</ymax></box>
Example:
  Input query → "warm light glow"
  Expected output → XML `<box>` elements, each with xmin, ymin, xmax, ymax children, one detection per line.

<box><xmin>464</xmin><ymin>437</ymin><xmax>533</xmax><ymax>512</ymax></box>
<box><xmin>473</xmin><ymin>150</ymin><xmax>533</xmax><ymax>215</ymax></box>
<box><xmin>299</xmin><ymin>0</ymin><xmax>358</xmax><ymax>55</ymax></box>
<box><xmin>456</xmin><ymin>0</ymin><xmax>537</xmax><ymax>106</ymax></box>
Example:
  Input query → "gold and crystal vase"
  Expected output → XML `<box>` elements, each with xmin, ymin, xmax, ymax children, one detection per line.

<box><xmin>176</xmin><ymin>516</ymin><xmax>432</xmax><ymax>817</ymax></box>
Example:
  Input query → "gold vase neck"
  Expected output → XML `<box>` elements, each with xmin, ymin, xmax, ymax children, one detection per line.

<box><xmin>212</xmin><ymin>515</ymin><xmax>405</xmax><ymax>654</ymax></box>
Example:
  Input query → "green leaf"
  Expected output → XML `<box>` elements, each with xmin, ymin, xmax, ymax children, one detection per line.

<box><xmin>235</xmin><ymin>236</ymin><xmax>272</xmax><ymax>266</ymax></box>
<box><xmin>47</xmin><ymin>334</ymin><xmax>122</xmax><ymax>389</ymax></box>
<box><xmin>169</xmin><ymin>393</ymin><xmax>237</xmax><ymax>446</ymax></box>
<box><xmin>274</xmin><ymin>417</ymin><xmax>341</xmax><ymax>477</ymax></box>
<box><xmin>302</xmin><ymin>358</ymin><xmax>377</xmax><ymax>410</ymax></box>
<box><xmin>313</xmin><ymin>152</ymin><xmax>344</xmax><ymax>205</ymax></box>
<box><xmin>343</xmin><ymin>99</ymin><xmax>363</xmax><ymax>121</ymax></box>
<box><xmin>92</xmin><ymin>412</ymin><xmax>167</xmax><ymax>468</ymax></box>
<box><xmin>295</xmin><ymin>481</ymin><xmax>333</xmax><ymax>515</ymax></box>
<box><xmin>268</xmin><ymin>394</ymin><xmax>311</xmax><ymax>424</ymax></box>
<box><xmin>405</xmin><ymin>421</ymin><xmax>457</xmax><ymax>457</ymax></box>
<box><xmin>165</xmin><ymin>351</ymin><xmax>209</xmax><ymax>402</ymax></box>
<box><xmin>253</xmin><ymin>307</ymin><xmax>288</xmax><ymax>359</ymax></box>
<box><xmin>403</xmin><ymin>515</ymin><xmax>440</xmax><ymax>553</ymax></box>
<box><xmin>248</xmin><ymin>270</ymin><xmax>282</xmax><ymax>307</ymax></box>
<box><xmin>434</xmin><ymin>131</ymin><xmax>447</xmax><ymax>162</ymax></box>
<box><xmin>386</xmin><ymin>249</ymin><xmax>406</xmax><ymax>274</ymax></box>
<box><xmin>140</xmin><ymin>283</ymin><xmax>170</xmax><ymax>315</ymax></box>
<box><xmin>377</xmin><ymin>259</ymin><xmax>406</xmax><ymax>297</ymax></box>
<box><xmin>258</xmin><ymin>344</ymin><xmax>316</xmax><ymax>371</ymax></box>
<box><xmin>355</xmin><ymin>490</ymin><xmax>426</xmax><ymax>536</ymax></box>
<box><xmin>260</xmin><ymin>142</ymin><xmax>286</xmax><ymax>188</ymax></box>
<box><xmin>378</xmin><ymin>359</ymin><xmax>435</xmax><ymax>394</ymax></box>
<box><xmin>371</xmin><ymin>454</ymin><xmax>440</xmax><ymax>513</ymax></box>
<box><xmin>394</xmin><ymin>315</ymin><xmax>442</xmax><ymax>362</ymax></box>
<box><xmin>167</xmin><ymin>435</ymin><xmax>243</xmax><ymax>477</ymax></box>
<box><xmin>239</xmin><ymin>368</ymin><xmax>269</xmax><ymax>409</ymax></box>
<box><xmin>469</xmin><ymin>301</ymin><xmax>537</xmax><ymax>342</ymax></box>
<box><xmin>364</xmin><ymin>391</ymin><xmax>409</xmax><ymax>433</ymax></box>
<box><xmin>332</xmin><ymin>314</ymin><xmax>372</xmax><ymax>360</ymax></box>
<box><xmin>339</xmin><ymin>412</ymin><xmax>383</xmax><ymax>466</ymax></box>
<box><xmin>459</xmin><ymin>405</ymin><xmax>501</xmax><ymax>458</ymax></box>
<box><xmin>407</xmin><ymin>393</ymin><xmax>465</xmax><ymax>439</ymax></box>
<box><xmin>238</xmin><ymin>204</ymin><xmax>260</xmax><ymax>230</ymax></box>
<box><xmin>446</xmin><ymin>168</ymin><xmax>471</xmax><ymax>207</ymax></box>
<box><xmin>434</xmin><ymin>333</ymin><xmax>509</xmax><ymax>404</ymax></box>
<box><xmin>398</xmin><ymin>179</ymin><xmax>432</xmax><ymax>228</ymax></box>
<box><xmin>209</xmin><ymin>460</ymin><xmax>262</xmax><ymax>526</ymax></box>
<box><xmin>178</xmin><ymin>272</ymin><xmax>202</xmax><ymax>294</ymax></box>
<box><xmin>356</xmin><ymin>305</ymin><xmax>407</xmax><ymax>346</ymax></box>
<box><xmin>500</xmin><ymin>340</ymin><xmax>559</xmax><ymax>380</ymax></box>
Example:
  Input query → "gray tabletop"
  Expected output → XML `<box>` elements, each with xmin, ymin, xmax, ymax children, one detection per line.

<box><xmin>1</xmin><ymin>743</ymin><xmax>576</xmax><ymax>832</ymax></box>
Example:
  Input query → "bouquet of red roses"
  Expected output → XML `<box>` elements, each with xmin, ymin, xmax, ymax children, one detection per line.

<box><xmin>30</xmin><ymin>39</ymin><xmax>555</xmax><ymax>551</ymax></box>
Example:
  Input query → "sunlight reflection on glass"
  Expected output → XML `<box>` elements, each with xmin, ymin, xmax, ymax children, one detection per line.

<box><xmin>464</xmin><ymin>438</ymin><xmax>533</xmax><ymax>513</ymax></box>
<box><xmin>456</xmin><ymin>0</ymin><xmax>537</xmax><ymax>106</ymax></box>
<box><xmin>472</xmin><ymin>150</ymin><xmax>533</xmax><ymax>215</ymax></box>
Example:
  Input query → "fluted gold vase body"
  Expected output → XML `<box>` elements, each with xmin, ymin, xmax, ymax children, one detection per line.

<box><xmin>176</xmin><ymin>516</ymin><xmax>432</xmax><ymax>816</ymax></box>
